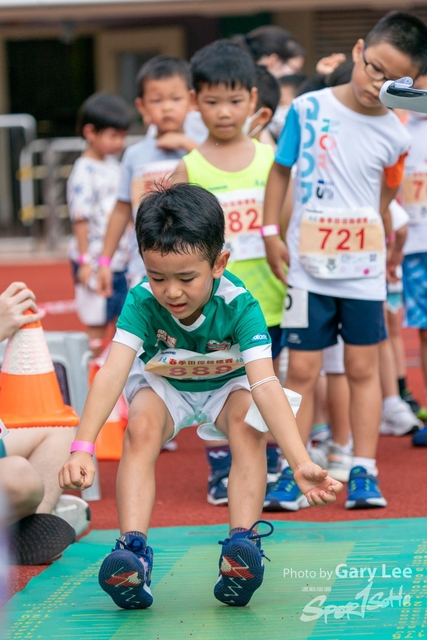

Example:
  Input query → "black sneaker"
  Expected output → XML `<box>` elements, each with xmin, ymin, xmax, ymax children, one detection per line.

<box><xmin>207</xmin><ymin>469</ymin><xmax>229</xmax><ymax>505</ymax></box>
<box><xmin>9</xmin><ymin>513</ymin><xmax>75</xmax><ymax>565</ymax></box>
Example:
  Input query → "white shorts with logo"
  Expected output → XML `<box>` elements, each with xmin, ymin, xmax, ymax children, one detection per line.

<box><xmin>125</xmin><ymin>357</ymin><xmax>302</xmax><ymax>441</ymax></box>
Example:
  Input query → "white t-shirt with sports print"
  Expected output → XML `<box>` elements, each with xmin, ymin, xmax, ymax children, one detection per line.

<box><xmin>402</xmin><ymin>112</ymin><xmax>427</xmax><ymax>256</ymax></box>
<box><xmin>67</xmin><ymin>156</ymin><xmax>129</xmax><ymax>272</ymax></box>
<box><xmin>275</xmin><ymin>87</ymin><xmax>411</xmax><ymax>301</ymax></box>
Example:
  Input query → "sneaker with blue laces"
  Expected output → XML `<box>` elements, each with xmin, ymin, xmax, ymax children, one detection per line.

<box><xmin>214</xmin><ymin>520</ymin><xmax>274</xmax><ymax>606</ymax></box>
<box><xmin>263</xmin><ymin>466</ymin><xmax>310</xmax><ymax>511</ymax></box>
<box><xmin>98</xmin><ymin>533</ymin><xmax>154</xmax><ymax>609</ymax></box>
<box><xmin>345</xmin><ymin>466</ymin><xmax>387</xmax><ymax>509</ymax></box>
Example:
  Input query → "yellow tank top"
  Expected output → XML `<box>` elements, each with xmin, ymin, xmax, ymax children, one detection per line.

<box><xmin>183</xmin><ymin>140</ymin><xmax>286</xmax><ymax>327</ymax></box>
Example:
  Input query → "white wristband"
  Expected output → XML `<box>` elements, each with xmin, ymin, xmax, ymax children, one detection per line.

<box><xmin>260</xmin><ymin>225</ymin><xmax>280</xmax><ymax>238</ymax></box>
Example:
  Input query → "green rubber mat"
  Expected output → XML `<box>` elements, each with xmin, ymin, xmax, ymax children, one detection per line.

<box><xmin>3</xmin><ymin>519</ymin><xmax>427</xmax><ymax>639</ymax></box>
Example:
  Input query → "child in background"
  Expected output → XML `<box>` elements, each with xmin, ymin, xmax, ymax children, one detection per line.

<box><xmin>263</xmin><ymin>11</ymin><xmax>427</xmax><ymax>509</ymax></box>
<box><xmin>97</xmin><ymin>56</ymin><xmax>197</xmax><ymax>296</ymax></box>
<box><xmin>268</xmin><ymin>73</ymin><xmax>306</xmax><ymax>140</ymax></box>
<box><xmin>67</xmin><ymin>93</ymin><xmax>132</xmax><ymax>355</ymax></box>
<box><xmin>401</xmin><ymin>73</ymin><xmax>427</xmax><ymax>445</ymax></box>
<box><xmin>59</xmin><ymin>183</ymin><xmax>342</xmax><ymax>611</ymax></box>
<box><xmin>172</xmin><ymin>41</ymin><xmax>288</xmax><ymax>505</ymax></box>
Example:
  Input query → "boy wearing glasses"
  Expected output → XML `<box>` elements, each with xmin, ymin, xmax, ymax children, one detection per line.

<box><xmin>262</xmin><ymin>12</ymin><xmax>427</xmax><ymax>509</ymax></box>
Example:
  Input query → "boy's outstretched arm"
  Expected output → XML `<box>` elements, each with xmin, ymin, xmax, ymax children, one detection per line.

<box><xmin>245</xmin><ymin>358</ymin><xmax>343</xmax><ymax>506</ymax></box>
<box><xmin>97</xmin><ymin>200</ymin><xmax>133</xmax><ymax>297</ymax></box>
<box><xmin>170</xmin><ymin>160</ymin><xmax>189</xmax><ymax>184</ymax></box>
<box><xmin>58</xmin><ymin>342</ymin><xmax>136</xmax><ymax>491</ymax></box>
<box><xmin>263</xmin><ymin>162</ymin><xmax>292</xmax><ymax>284</ymax></box>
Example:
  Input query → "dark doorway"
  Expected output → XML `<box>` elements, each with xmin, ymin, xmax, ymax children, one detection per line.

<box><xmin>7</xmin><ymin>36</ymin><xmax>95</xmax><ymax>138</ymax></box>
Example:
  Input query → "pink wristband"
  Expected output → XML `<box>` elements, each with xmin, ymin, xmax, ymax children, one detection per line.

<box><xmin>98</xmin><ymin>255</ymin><xmax>112</xmax><ymax>267</ymax></box>
<box><xmin>70</xmin><ymin>440</ymin><xmax>95</xmax><ymax>456</ymax></box>
<box><xmin>77</xmin><ymin>253</ymin><xmax>91</xmax><ymax>265</ymax></box>
<box><xmin>260</xmin><ymin>224</ymin><xmax>280</xmax><ymax>238</ymax></box>
<box><xmin>386</xmin><ymin>232</ymin><xmax>396</xmax><ymax>244</ymax></box>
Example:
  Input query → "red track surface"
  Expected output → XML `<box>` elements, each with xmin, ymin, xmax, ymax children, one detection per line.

<box><xmin>2</xmin><ymin>260</ymin><xmax>427</xmax><ymax>599</ymax></box>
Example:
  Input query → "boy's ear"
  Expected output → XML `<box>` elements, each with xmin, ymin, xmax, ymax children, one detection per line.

<box><xmin>189</xmin><ymin>90</ymin><xmax>199</xmax><ymax>111</ymax></box>
<box><xmin>134</xmin><ymin>97</ymin><xmax>147</xmax><ymax>118</ymax></box>
<box><xmin>248</xmin><ymin>87</ymin><xmax>258</xmax><ymax>116</ymax></box>
<box><xmin>352</xmin><ymin>39</ymin><xmax>364</xmax><ymax>64</ymax></box>
<box><xmin>212</xmin><ymin>250</ymin><xmax>230</xmax><ymax>279</ymax></box>
<box><xmin>257</xmin><ymin>107</ymin><xmax>273</xmax><ymax>128</ymax></box>
<box><xmin>82</xmin><ymin>123</ymin><xmax>96</xmax><ymax>141</ymax></box>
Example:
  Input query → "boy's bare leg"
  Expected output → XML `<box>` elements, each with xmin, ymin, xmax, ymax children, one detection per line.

<box><xmin>327</xmin><ymin>373</ymin><xmax>351</xmax><ymax>446</ymax></box>
<box><xmin>116</xmin><ymin>387</ymin><xmax>174</xmax><ymax>535</ymax></box>
<box><xmin>5</xmin><ymin>427</ymin><xmax>76</xmax><ymax>514</ymax></box>
<box><xmin>344</xmin><ymin>344</ymin><xmax>381</xmax><ymax>459</ymax></box>
<box><xmin>0</xmin><ymin>457</ymin><xmax>44</xmax><ymax>525</ymax></box>
<box><xmin>215</xmin><ymin>389</ymin><xmax>267</xmax><ymax>530</ymax></box>
<box><xmin>387</xmin><ymin>308</ymin><xmax>406</xmax><ymax>379</ymax></box>
<box><xmin>87</xmin><ymin>325</ymin><xmax>107</xmax><ymax>358</ymax></box>
<box><xmin>285</xmin><ymin>350</ymin><xmax>324</xmax><ymax>444</ymax></box>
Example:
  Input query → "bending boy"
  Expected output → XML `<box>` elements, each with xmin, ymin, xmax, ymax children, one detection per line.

<box><xmin>59</xmin><ymin>183</ymin><xmax>341</xmax><ymax>610</ymax></box>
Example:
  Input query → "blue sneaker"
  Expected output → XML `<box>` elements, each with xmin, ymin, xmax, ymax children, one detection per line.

<box><xmin>263</xmin><ymin>466</ymin><xmax>309</xmax><ymax>511</ymax></box>
<box><xmin>98</xmin><ymin>533</ymin><xmax>154</xmax><ymax>609</ymax></box>
<box><xmin>345</xmin><ymin>466</ymin><xmax>387</xmax><ymax>509</ymax></box>
<box><xmin>214</xmin><ymin>520</ymin><xmax>274</xmax><ymax>606</ymax></box>
<box><xmin>413</xmin><ymin>426</ymin><xmax>427</xmax><ymax>446</ymax></box>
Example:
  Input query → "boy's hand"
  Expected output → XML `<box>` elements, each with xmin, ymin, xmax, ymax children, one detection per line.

<box><xmin>294</xmin><ymin>461</ymin><xmax>343</xmax><ymax>506</ymax></box>
<box><xmin>263</xmin><ymin>236</ymin><xmax>289</xmax><ymax>284</ymax></box>
<box><xmin>157</xmin><ymin>133</ymin><xmax>198</xmax><ymax>153</ymax></box>
<box><xmin>97</xmin><ymin>265</ymin><xmax>113</xmax><ymax>297</ymax></box>
<box><xmin>77</xmin><ymin>264</ymin><xmax>93</xmax><ymax>286</ymax></box>
<box><xmin>59</xmin><ymin>452</ymin><xmax>96</xmax><ymax>491</ymax></box>
<box><xmin>316</xmin><ymin>53</ymin><xmax>346</xmax><ymax>76</ymax></box>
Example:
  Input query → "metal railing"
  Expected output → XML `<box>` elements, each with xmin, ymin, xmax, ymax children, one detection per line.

<box><xmin>16</xmin><ymin>134</ymin><xmax>143</xmax><ymax>249</ymax></box>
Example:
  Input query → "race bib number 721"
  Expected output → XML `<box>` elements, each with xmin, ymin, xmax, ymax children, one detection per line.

<box><xmin>298</xmin><ymin>206</ymin><xmax>384</xmax><ymax>279</ymax></box>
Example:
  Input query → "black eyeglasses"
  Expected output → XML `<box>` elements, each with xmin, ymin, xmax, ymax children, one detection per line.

<box><xmin>362</xmin><ymin>47</ymin><xmax>393</xmax><ymax>83</ymax></box>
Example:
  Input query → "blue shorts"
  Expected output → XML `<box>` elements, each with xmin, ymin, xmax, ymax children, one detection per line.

<box><xmin>0</xmin><ymin>440</ymin><xmax>6</xmax><ymax>458</ymax></box>
<box><xmin>285</xmin><ymin>292</ymin><xmax>386</xmax><ymax>351</ymax></box>
<box><xmin>71</xmin><ymin>263</ymin><xmax>128</xmax><ymax>325</ymax></box>
<box><xmin>402</xmin><ymin>253</ymin><xmax>427</xmax><ymax>328</ymax></box>
<box><xmin>268</xmin><ymin>325</ymin><xmax>285</xmax><ymax>360</ymax></box>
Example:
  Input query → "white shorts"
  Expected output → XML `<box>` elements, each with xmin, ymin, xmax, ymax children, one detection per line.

<box><xmin>125</xmin><ymin>357</ymin><xmax>302</xmax><ymax>441</ymax></box>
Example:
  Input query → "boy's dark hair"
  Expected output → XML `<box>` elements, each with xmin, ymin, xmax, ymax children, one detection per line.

<box><xmin>135</xmin><ymin>55</ymin><xmax>192</xmax><ymax>98</ymax></box>
<box><xmin>233</xmin><ymin>26</ymin><xmax>305</xmax><ymax>64</ymax></box>
<box><xmin>278</xmin><ymin>73</ymin><xmax>307</xmax><ymax>91</ymax></box>
<box><xmin>136</xmin><ymin>183</ymin><xmax>224</xmax><ymax>267</ymax></box>
<box><xmin>191</xmin><ymin>40</ymin><xmax>256</xmax><ymax>93</ymax></box>
<box><xmin>365</xmin><ymin>11</ymin><xmax>427</xmax><ymax>75</ymax></box>
<box><xmin>327</xmin><ymin>59</ymin><xmax>354</xmax><ymax>87</ymax></box>
<box><xmin>255</xmin><ymin>65</ymin><xmax>280</xmax><ymax>113</ymax></box>
<box><xmin>76</xmin><ymin>93</ymin><xmax>132</xmax><ymax>136</ymax></box>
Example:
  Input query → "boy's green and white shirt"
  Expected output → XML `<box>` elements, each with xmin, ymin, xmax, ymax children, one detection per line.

<box><xmin>114</xmin><ymin>270</ymin><xmax>272</xmax><ymax>392</ymax></box>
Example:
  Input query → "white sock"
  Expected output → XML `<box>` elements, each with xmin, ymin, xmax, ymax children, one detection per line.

<box><xmin>382</xmin><ymin>395</ymin><xmax>401</xmax><ymax>414</ymax></box>
<box><xmin>352</xmin><ymin>456</ymin><xmax>378</xmax><ymax>476</ymax></box>
<box><xmin>280</xmin><ymin>458</ymin><xmax>289</xmax><ymax>471</ymax></box>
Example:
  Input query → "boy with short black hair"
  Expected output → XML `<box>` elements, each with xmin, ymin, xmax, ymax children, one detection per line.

<box><xmin>263</xmin><ymin>11</ymin><xmax>427</xmax><ymax>509</ymax></box>
<box><xmin>97</xmin><ymin>55</ymin><xmax>198</xmax><ymax>296</ymax></box>
<box><xmin>172</xmin><ymin>40</ymin><xmax>288</xmax><ymax>505</ymax></box>
<box><xmin>68</xmin><ymin>92</ymin><xmax>132</xmax><ymax>354</ymax></box>
<box><xmin>60</xmin><ymin>183</ymin><xmax>341</xmax><ymax>610</ymax></box>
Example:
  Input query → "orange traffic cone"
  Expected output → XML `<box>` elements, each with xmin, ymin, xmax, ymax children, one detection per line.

<box><xmin>0</xmin><ymin>310</ymin><xmax>79</xmax><ymax>428</ymax></box>
<box><xmin>89</xmin><ymin>354</ymin><xmax>127</xmax><ymax>461</ymax></box>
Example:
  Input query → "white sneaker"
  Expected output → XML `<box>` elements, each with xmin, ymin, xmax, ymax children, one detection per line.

<box><xmin>309</xmin><ymin>446</ymin><xmax>328</xmax><ymax>469</ymax></box>
<box><xmin>53</xmin><ymin>494</ymin><xmax>91</xmax><ymax>537</ymax></box>
<box><xmin>380</xmin><ymin>400</ymin><xmax>423</xmax><ymax>436</ymax></box>
<box><xmin>327</xmin><ymin>442</ymin><xmax>352</xmax><ymax>483</ymax></box>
